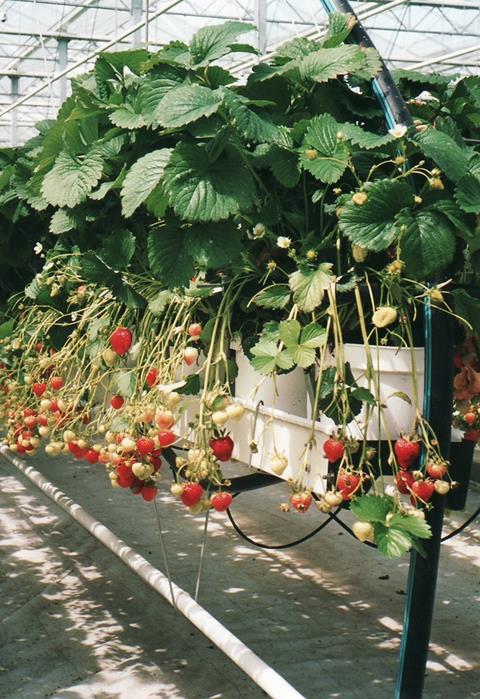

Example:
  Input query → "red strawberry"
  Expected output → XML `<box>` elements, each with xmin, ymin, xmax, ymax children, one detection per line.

<box><xmin>323</xmin><ymin>437</ymin><xmax>345</xmax><ymax>463</ymax></box>
<box><xmin>337</xmin><ymin>471</ymin><xmax>361</xmax><ymax>500</ymax></box>
<box><xmin>158</xmin><ymin>430</ymin><xmax>176</xmax><ymax>448</ymax></box>
<box><xmin>109</xmin><ymin>327</ymin><xmax>133</xmax><ymax>356</ymax></box>
<box><xmin>141</xmin><ymin>485</ymin><xmax>158</xmax><ymax>502</ymax></box>
<box><xmin>85</xmin><ymin>449</ymin><xmax>99</xmax><ymax>464</ymax></box>
<box><xmin>188</xmin><ymin>323</ymin><xmax>202</xmax><ymax>339</ymax></box>
<box><xmin>68</xmin><ymin>442</ymin><xmax>81</xmax><ymax>456</ymax></box>
<box><xmin>210</xmin><ymin>491</ymin><xmax>233</xmax><ymax>512</ymax></box>
<box><xmin>464</xmin><ymin>430</ymin><xmax>480</xmax><ymax>442</ymax></box>
<box><xmin>51</xmin><ymin>377</ymin><xmax>64</xmax><ymax>391</ymax></box>
<box><xmin>110</xmin><ymin>395</ymin><xmax>124</xmax><ymax>410</ymax></box>
<box><xmin>184</xmin><ymin>347</ymin><xmax>198</xmax><ymax>366</ymax></box>
<box><xmin>464</xmin><ymin>412</ymin><xmax>476</xmax><ymax>426</ymax></box>
<box><xmin>394</xmin><ymin>437</ymin><xmax>421</xmax><ymax>469</ymax></box>
<box><xmin>23</xmin><ymin>408</ymin><xmax>37</xmax><ymax>418</ymax></box>
<box><xmin>136</xmin><ymin>437</ymin><xmax>155</xmax><ymax>456</ymax></box>
<box><xmin>426</xmin><ymin>461</ymin><xmax>448</xmax><ymax>480</ymax></box>
<box><xmin>395</xmin><ymin>470</ymin><xmax>415</xmax><ymax>494</ymax></box>
<box><xmin>37</xmin><ymin>414</ymin><xmax>49</xmax><ymax>427</ymax></box>
<box><xmin>290</xmin><ymin>491</ymin><xmax>313</xmax><ymax>513</ymax></box>
<box><xmin>411</xmin><ymin>479</ymin><xmax>435</xmax><ymax>503</ymax></box>
<box><xmin>210</xmin><ymin>436</ymin><xmax>234</xmax><ymax>462</ymax></box>
<box><xmin>32</xmin><ymin>383</ymin><xmax>47</xmax><ymax>397</ymax></box>
<box><xmin>181</xmin><ymin>483</ymin><xmax>204</xmax><ymax>507</ymax></box>
<box><xmin>117</xmin><ymin>464</ymin><xmax>134</xmax><ymax>488</ymax></box>
<box><xmin>49</xmin><ymin>400</ymin><xmax>60</xmax><ymax>413</ymax></box>
<box><xmin>146</xmin><ymin>368</ymin><xmax>159</xmax><ymax>388</ymax></box>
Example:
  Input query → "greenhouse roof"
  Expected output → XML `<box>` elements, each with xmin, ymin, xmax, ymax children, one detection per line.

<box><xmin>0</xmin><ymin>0</ymin><xmax>479</xmax><ymax>145</ymax></box>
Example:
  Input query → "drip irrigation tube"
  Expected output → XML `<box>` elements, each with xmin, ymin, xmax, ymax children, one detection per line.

<box><xmin>0</xmin><ymin>446</ymin><xmax>306</xmax><ymax>699</ymax></box>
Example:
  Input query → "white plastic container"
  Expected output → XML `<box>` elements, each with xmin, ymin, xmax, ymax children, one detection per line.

<box><xmin>229</xmin><ymin>400</ymin><xmax>331</xmax><ymax>494</ymax></box>
<box><xmin>234</xmin><ymin>347</ymin><xmax>309</xmax><ymax>418</ymax></box>
<box><xmin>341</xmin><ymin>343</ymin><xmax>425</xmax><ymax>441</ymax></box>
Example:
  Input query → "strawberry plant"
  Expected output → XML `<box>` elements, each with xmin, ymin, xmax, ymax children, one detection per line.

<box><xmin>0</xmin><ymin>15</ymin><xmax>479</xmax><ymax>558</ymax></box>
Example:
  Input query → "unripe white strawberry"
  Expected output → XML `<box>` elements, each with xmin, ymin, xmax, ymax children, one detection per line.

<box><xmin>40</xmin><ymin>399</ymin><xmax>52</xmax><ymax>411</ymax></box>
<box><xmin>171</xmin><ymin>483</ymin><xmax>184</xmax><ymax>497</ymax></box>
<box><xmin>38</xmin><ymin>426</ymin><xmax>50</xmax><ymax>437</ymax></box>
<box><xmin>63</xmin><ymin>430</ymin><xmax>76</xmax><ymax>444</ymax></box>
<box><xmin>352</xmin><ymin>521</ymin><xmax>374</xmax><ymax>542</ymax></box>
<box><xmin>226</xmin><ymin>404</ymin><xmax>245</xmax><ymax>420</ymax></box>
<box><xmin>121</xmin><ymin>436</ymin><xmax>136</xmax><ymax>452</ymax></box>
<box><xmin>212</xmin><ymin>410</ymin><xmax>228</xmax><ymax>427</ymax></box>
<box><xmin>324</xmin><ymin>491</ymin><xmax>343</xmax><ymax>507</ymax></box>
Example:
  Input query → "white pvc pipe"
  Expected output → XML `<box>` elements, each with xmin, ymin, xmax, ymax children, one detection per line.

<box><xmin>0</xmin><ymin>446</ymin><xmax>305</xmax><ymax>699</ymax></box>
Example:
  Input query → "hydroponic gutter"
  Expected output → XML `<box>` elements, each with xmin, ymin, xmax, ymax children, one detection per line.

<box><xmin>0</xmin><ymin>446</ymin><xmax>305</xmax><ymax>699</ymax></box>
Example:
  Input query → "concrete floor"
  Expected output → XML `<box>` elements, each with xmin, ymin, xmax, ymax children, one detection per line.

<box><xmin>0</xmin><ymin>451</ymin><xmax>479</xmax><ymax>699</ymax></box>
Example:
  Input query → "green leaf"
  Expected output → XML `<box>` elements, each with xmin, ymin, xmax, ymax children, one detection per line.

<box><xmin>115</xmin><ymin>371</ymin><xmax>136</xmax><ymax>398</ymax></box>
<box><xmin>186</xmin><ymin>223</ymin><xmax>242</xmax><ymax>269</ymax></box>
<box><xmin>101</xmin><ymin>230</ymin><xmax>135</xmax><ymax>269</ymax></box>
<box><xmin>148</xmin><ymin>290</ymin><xmax>172</xmax><ymax>316</ymax></box>
<box><xmin>0</xmin><ymin>318</ymin><xmax>15</xmax><ymax>339</ymax></box>
<box><xmin>156</xmin><ymin>84</ymin><xmax>222</xmax><ymax>128</ymax></box>
<box><xmin>147</xmin><ymin>227</ymin><xmax>193</xmax><ymax>288</ymax></box>
<box><xmin>387</xmin><ymin>514</ymin><xmax>432</xmax><ymax>539</ymax></box>
<box><xmin>374</xmin><ymin>524</ymin><xmax>413</xmax><ymax>559</ymax></box>
<box><xmin>415</xmin><ymin>127</ymin><xmax>470</xmax><ymax>183</ymax></box>
<box><xmin>300</xmin><ymin>114</ymin><xmax>349</xmax><ymax>183</ymax></box>
<box><xmin>296</xmin><ymin>45</ymin><xmax>368</xmax><ymax>84</ymax></box>
<box><xmin>289</xmin><ymin>263</ymin><xmax>333</xmax><ymax>312</ymax></box>
<box><xmin>190</xmin><ymin>21</ymin><xmax>254</xmax><ymax>66</ymax></box>
<box><xmin>49</xmin><ymin>208</ymin><xmax>77</xmax><ymax>235</ymax></box>
<box><xmin>279</xmin><ymin>319</ymin><xmax>301</xmax><ymax>347</ymax></box>
<box><xmin>137</xmin><ymin>77</ymin><xmax>183</xmax><ymax>125</ymax></box>
<box><xmin>250</xmin><ymin>339</ymin><xmax>295</xmax><ymax>375</ymax></box>
<box><xmin>42</xmin><ymin>150</ymin><xmax>103</xmax><ymax>208</ymax></box>
<box><xmin>300</xmin><ymin>322</ymin><xmax>326</xmax><ymax>349</ymax></box>
<box><xmin>145</xmin><ymin>185</ymin><xmax>168</xmax><ymax>219</ymax></box>
<box><xmin>252</xmin><ymin>284</ymin><xmax>291</xmax><ymax>309</ymax></box>
<box><xmin>322</xmin><ymin>13</ymin><xmax>355</xmax><ymax>48</ymax></box>
<box><xmin>451</xmin><ymin>289</ymin><xmax>480</xmax><ymax>334</ymax></box>
<box><xmin>178</xmin><ymin>373</ymin><xmax>201</xmax><ymax>395</ymax></box>
<box><xmin>350</xmin><ymin>387</ymin><xmax>376</xmax><ymax>405</ymax></box>
<box><xmin>397</xmin><ymin>208</ymin><xmax>455</xmax><ymax>278</ymax></box>
<box><xmin>109</xmin><ymin>107</ymin><xmax>146</xmax><ymax>130</ymax></box>
<box><xmin>267</xmin><ymin>146</ymin><xmax>300</xmax><ymax>187</ymax></box>
<box><xmin>121</xmin><ymin>149</ymin><xmax>172</xmax><ymax>218</ymax></box>
<box><xmin>222</xmin><ymin>89</ymin><xmax>278</xmax><ymax>143</ymax></box>
<box><xmin>341</xmin><ymin>123</ymin><xmax>394</xmax><ymax>150</ymax></box>
<box><xmin>163</xmin><ymin>142</ymin><xmax>255</xmax><ymax>222</ymax></box>
<box><xmin>338</xmin><ymin>180</ymin><xmax>412</xmax><ymax>251</ymax></box>
<box><xmin>455</xmin><ymin>175</ymin><xmax>480</xmax><ymax>214</ymax></box>
<box><xmin>350</xmin><ymin>494</ymin><xmax>394</xmax><ymax>523</ymax></box>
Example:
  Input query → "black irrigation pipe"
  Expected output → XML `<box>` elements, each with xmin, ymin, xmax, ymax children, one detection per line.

<box><xmin>163</xmin><ymin>448</ymin><xmax>480</xmax><ymax>549</ymax></box>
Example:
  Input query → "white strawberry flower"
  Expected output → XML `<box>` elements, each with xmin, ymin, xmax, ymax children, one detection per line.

<box><xmin>388</xmin><ymin>124</ymin><xmax>407</xmax><ymax>138</ymax></box>
<box><xmin>277</xmin><ymin>236</ymin><xmax>292</xmax><ymax>249</ymax></box>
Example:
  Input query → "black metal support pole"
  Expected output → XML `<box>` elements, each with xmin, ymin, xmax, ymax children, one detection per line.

<box><xmin>395</xmin><ymin>307</ymin><xmax>454</xmax><ymax>699</ymax></box>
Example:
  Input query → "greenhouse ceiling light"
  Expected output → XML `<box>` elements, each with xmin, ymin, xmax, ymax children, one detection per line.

<box><xmin>0</xmin><ymin>0</ymin><xmax>186</xmax><ymax>119</ymax></box>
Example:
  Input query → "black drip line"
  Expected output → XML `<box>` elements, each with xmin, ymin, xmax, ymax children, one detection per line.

<box><xmin>163</xmin><ymin>447</ymin><xmax>479</xmax><ymax>551</ymax></box>
<box><xmin>225</xmin><ymin>492</ymin><xmax>480</xmax><ymax>552</ymax></box>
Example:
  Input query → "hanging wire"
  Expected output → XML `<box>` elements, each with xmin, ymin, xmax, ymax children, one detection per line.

<box><xmin>194</xmin><ymin>508</ymin><xmax>210</xmax><ymax>601</ymax></box>
<box><xmin>152</xmin><ymin>498</ymin><xmax>177</xmax><ymax>607</ymax></box>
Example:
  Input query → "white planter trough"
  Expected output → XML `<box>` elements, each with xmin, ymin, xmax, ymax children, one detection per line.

<box><xmin>231</xmin><ymin>343</ymin><xmax>433</xmax><ymax>492</ymax></box>
<box><xmin>229</xmin><ymin>399</ymin><xmax>331</xmax><ymax>494</ymax></box>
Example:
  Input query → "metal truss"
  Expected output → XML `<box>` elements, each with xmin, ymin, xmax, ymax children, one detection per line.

<box><xmin>0</xmin><ymin>0</ymin><xmax>479</xmax><ymax>146</ymax></box>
